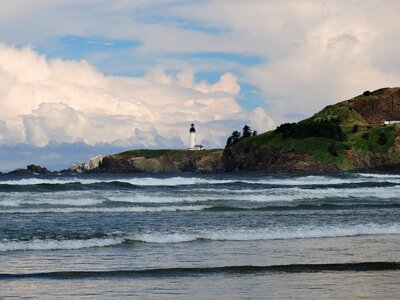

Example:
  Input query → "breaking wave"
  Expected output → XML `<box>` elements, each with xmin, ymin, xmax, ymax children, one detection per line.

<box><xmin>0</xmin><ymin>237</ymin><xmax>124</xmax><ymax>252</ymax></box>
<box><xmin>1</xmin><ymin>223</ymin><xmax>398</xmax><ymax>252</ymax></box>
<box><xmin>1</xmin><ymin>173</ymin><xmax>400</xmax><ymax>189</ymax></box>
<box><xmin>130</xmin><ymin>223</ymin><xmax>400</xmax><ymax>244</ymax></box>
<box><xmin>0</xmin><ymin>205</ymin><xmax>210</xmax><ymax>214</ymax></box>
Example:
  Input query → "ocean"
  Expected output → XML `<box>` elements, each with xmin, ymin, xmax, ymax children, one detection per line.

<box><xmin>0</xmin><ymin>172</ymin><xmax>399</xmax><ymax>299</ymax></box>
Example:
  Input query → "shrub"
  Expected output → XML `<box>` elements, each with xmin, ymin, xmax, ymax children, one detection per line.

<box><xmin>328</xmin><ymin>143</ymin><xmax>338</xmax><ymax>157</ymax></box>
<box><xmin>352</xmin><ymin>124</ymin><xmax>359</xmax><ymax>133</ymax></box>
<box><xmin>378</xmin><ymin>133</ymin><xmax>388</xmax><ymax>145</ymax></box>
<box><xmin>363</xmin><ymin>90</ymin><xmax>371</xmax><ymax>96</ymax></box>
<box><xmin>275</xmin><ymin>120</ymin><xmax>345</xmax><ymax>141</ymax></box>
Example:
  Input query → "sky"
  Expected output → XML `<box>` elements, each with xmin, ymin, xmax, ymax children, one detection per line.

<box><xmin>0</xmin><ymin>0</ymin><xmax>399</xmax><ymax>171</ymax></box>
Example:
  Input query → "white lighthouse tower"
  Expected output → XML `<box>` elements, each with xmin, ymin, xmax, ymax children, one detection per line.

<box><xmin>189</xmin><ymin>123</ymin><xmax>196</xmax><ymax>150</ymax></box>
<box><xmin>188</xmin><ymin>123</ymin><xmax>204</xmax><ymax>150</ymax></box>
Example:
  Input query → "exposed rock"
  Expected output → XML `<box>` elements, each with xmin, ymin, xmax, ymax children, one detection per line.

<box><xmin>348</xmin><ymin>88</ymin><xmax>400</xmax><ymax>124</ymax></box>
<box><xmin>8</xmin><ymin>164</ymin><xmax>52</xmax><ymax>175</ymax></box>
<box><xmin>69</xmin><ymin>162</ymin><xmax>88</xmax><ymax>173</ymax></box>
<box><xmin>89</xmin><ymin>155</ymin><xmax>105</xmax><ymax>169</ymax></box>
<box><xmin>92</xmin><ymin>150</ymin><xmax>223</xmax><ymax>173</ymax></box>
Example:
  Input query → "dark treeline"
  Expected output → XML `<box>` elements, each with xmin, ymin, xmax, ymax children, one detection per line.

<box><xmin>226</xmin><ymin>125</ymin><xmax>257</xmax><ymax>147</ymax></box>
<box><xmin>274</xmin><ymin>120</ymin><xmax>345</xmax><ymax>141</ymax></box>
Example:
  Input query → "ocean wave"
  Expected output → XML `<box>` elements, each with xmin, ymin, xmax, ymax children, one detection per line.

<box><xmin>109</xmin><ymin>186</ymin><xmax>400</xmax><ymax>203</ymax></box>
<box><xmin>0</xmin><ymin>177</ymin><xmax>234</xmax><ymax>187</ymax></box>
<box><xmin>1</xmin><ymin>223</ymin><xmax>398</xmax><ymax>251</ymax></box>
<box><xmin>358</xmin><ymin>173</ymin><xmax>400</xmax><ymax>178</ymax></box>
<box><xmin>0</xmin><ymin>205</ymin><xmax>210</xmax><ymax>214</ymax></box>
<box><xmin>2</xmin><ymin>184</ymin><xmax>399</xmax><ymax>207</ymax></box>
<box><xmin>0</xmin><ymin>197</ymin><xmax>103</xmax><ymax>207</ymax></box>
<box><xmin>0</xmin><ymin>237</ymin><xmax>124</xmax><ymax>252</ymax></box>
<box><xmin>2</xmin><ymin>174</ymin><xmax>400</xmax><ymax>188</ymax></box>
<box><xmin>204</xmin><ymin>202</ymin><xmax>400</xmax><ymax>212</ymax></box>
<box><xmin>1</xmin><ymin>262</ymin><xmax>399</xmax><ymax>278</ymax></box>
<box><xmin>130</xmin><ymin>223</ymin><xmax>400</xmax><ymax>244</ymax></box>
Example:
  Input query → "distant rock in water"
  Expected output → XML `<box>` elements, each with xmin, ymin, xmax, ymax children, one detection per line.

<box><xmin>8</xmin><ymin>164</ymin><xmax>52</xmax><ymax>175</ymax></box>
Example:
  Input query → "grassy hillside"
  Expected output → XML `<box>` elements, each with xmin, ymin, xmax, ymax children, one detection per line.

<box><xmin>223</xmin><ymin>87</ymin><xmax>400</xmax><ymax>172</ymax></box>
<box><xmin>97</xmin><ymin>149</ymin><xmax>224</xmax><ymax>173</ymax></box>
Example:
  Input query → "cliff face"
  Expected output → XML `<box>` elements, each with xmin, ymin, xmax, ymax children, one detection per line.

<box><xmin>94</xmin><ymin>149</ymin><xmax>223</xmax><ymax>173</ymax></box>
<box><xmin>348</xmin><ymin>88</ymin><xmax>400</xmax><ymax>124</ymax></box>
<box><xmin>222</xmin><ymin>87</ymin><xmax>400</xmax><ymax>173</ymax></box>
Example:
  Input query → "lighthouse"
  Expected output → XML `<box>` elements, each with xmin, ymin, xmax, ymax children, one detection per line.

<box><xmin>188</xmin><ymin>123</ymin><xmax>204</xmax><ymax>150</ymax></box>
<box><xmin>189</xmin><ymin>123</ymin><xmax>196</xmax><ymax>150</ymax></box>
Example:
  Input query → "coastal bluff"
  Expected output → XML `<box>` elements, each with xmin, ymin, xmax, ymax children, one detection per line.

<box><xmin>63</xmin><ymin>87</ymin><xmax>400</xmax><ymax>174</ymax></box>
<box><xmin>223</xmin><ymin>87</ymin><xmax>400</xmax><ymax>173</ymax></box>
<box><xmin>93</xmin><ymin>149</ymin><xmax>224</xmax><ymax>173</ymax></box>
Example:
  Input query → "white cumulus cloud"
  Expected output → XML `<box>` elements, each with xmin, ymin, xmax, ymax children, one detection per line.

<box><xmin>0</xmin><ymin>43</ymin><xmax>272</xmax><ymax>148</ymax></box>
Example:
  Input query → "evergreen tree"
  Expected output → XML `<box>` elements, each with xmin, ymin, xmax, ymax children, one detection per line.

<box><xmin>242</xmin><ymin>125</ymin><xmax>252</xmax><ymax>138</ymax></box>
<box><xmin>226</xmin><ymin>136</ymin><xmax>233</xmax><ymax>147</ymax></box>
<box><xmin>231</xmin><ymin>130</ymin><xmax>241</xmax><ymax>143</ymax></box>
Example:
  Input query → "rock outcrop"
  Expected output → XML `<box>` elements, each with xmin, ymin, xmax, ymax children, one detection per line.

<box><xmin>8</xmin><ymin>164</ymin><xmax>52</xmax><ymax>175</ymax></box>
<box><xmin>348</xmin><ymin>88</ymin><xmax>400</xmax><ymax>124</ymax></box>
<box><xmin>92</xmin><ymin>149</ymin><xmax>223</xmax><ymax>173</ymax></box>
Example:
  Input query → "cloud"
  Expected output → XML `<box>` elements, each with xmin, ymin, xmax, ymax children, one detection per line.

<box><xmin>0</xmin><ymin>43</ymin><xmax>272</xmax><ymax>152</ymax></box>
<box><xmin>174</xmin><ymin>0</ymin><xmax>400</xmax><ymax>121</ymax></box>
<box><xmin>0</xmin><ymin>0</ymin><xmax>399</xmax><ymax>167</ymax></box>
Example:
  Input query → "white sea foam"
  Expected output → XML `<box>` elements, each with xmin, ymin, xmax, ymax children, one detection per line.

<box><xmin>358</xmin><ymin>173</ymin><xmax>400</xmax><ymax>178</ymax></box>
<box><xmin>2</xmin><ymin>223</ymin><xmax>398</xmax><ymax>251</ymax></box>
<box><xmin>0</xmin><ymin>238</ymin><xmax>124</xmax><ymax>252</ymax></box>
<box><xmin>106</xmin><ymin>194</ymin><xmax>212</xmax><ymax>203</ymax></box>
<box><xmin>0</xmin><ymin>178</ymin><xmax>84</xmax><ymax>185</ymax></box>
<box><xmin>1</xmin><ymin>183</ymin><xmax>398</xmax><ymax>208</ymax></box>
<box><xmin>132</xmin><ymin>223</ymin><xmax>400</xmax><ymax>244</ymax></box>
<box><xmin>0</xmin><ymin>177</ymin><xmax>234</xmax><ymax>186</ymax></box>
<box><xmin>2</xmin><ymin>174</ymin><xmax>400</xmax><ymax>187</ymax></box>
<box><xmin>194</xmin><ymin>185</ymin><xmax>400</xmax><ymax>201</ymax></box>
<box><xmin>0</xmin><ymin>205</ymin><xmax>210</xmax><ymax>214</ymax></box>
<box><xmin>0</xmin><ymin>197</ymin><xmax>103</xmax><ymax>207</ymax></box>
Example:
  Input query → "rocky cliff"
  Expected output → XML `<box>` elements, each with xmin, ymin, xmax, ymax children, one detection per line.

<box><xmin>93</xmin><ymin>149</ymin><xmax>223</xmax><ymax>173</ymax></box>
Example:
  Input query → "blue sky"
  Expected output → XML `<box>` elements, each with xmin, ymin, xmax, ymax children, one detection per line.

<box><xmin>0</xmin><ymin>0</ymin><xmax>399</xmax><ymax>171</ymax></box>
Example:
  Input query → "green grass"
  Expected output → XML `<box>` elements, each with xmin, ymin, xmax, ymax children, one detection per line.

<box><xmin>311</xmin><ymin>104</ymin><xmax>351</xmax><ymax>123</ymax></box>
<box><xmin>352</xmin><ymin>126</ymin><xmax>396</xmax><ymax>153</ymax></box>
<box><xmin>354</xmin><ymin>87</ymin><xmax>390</xmax><ymax>99</ymax></box>
<box><xmin>115</xmin><ymin>149</ymin><xmax>222</xmax><ymax>159</ymax></box>
<box><xmin>244</xmin><ymin>133</ymin><xmax>350</xmax><ymax>165</ymax></box>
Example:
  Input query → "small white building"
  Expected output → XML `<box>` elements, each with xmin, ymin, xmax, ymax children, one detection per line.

<box><xmin>188</xmin><ymin>123</ymin><xmax>204</xmax><ymax>150</ymax></box>
<box><xmin>384</xmin><ymin>120</ymin><xmax>400</xmax><ymax>125</ymax></box>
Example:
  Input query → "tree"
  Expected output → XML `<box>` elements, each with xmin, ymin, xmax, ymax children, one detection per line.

<box><xmin>363</xmin><ymin>90</ymin><xmax>371</xmax><ymax>96</ymax></box>
<box><xmin>225</xmin><ymin>126</ymin><xmax>258</xmax><ymax>147</ymax></box>
<box><xmin>225</xmin><ymin>130</ymin><xmax>241</xmax><ymax>147</ymax></box>
<box><xmin>231</xmin><ymin>130</ymin><xmax>241</xmax><ymax>143</ymax></box>
<box><xmin>226</xmin><ymin>136</ymin><xmax>233</xmax><ymax>147</ymax></box>
<box><xmin>242</xmin><ymin>125</ymin><xmax>252</xmax><ymax>138</ymax></box>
